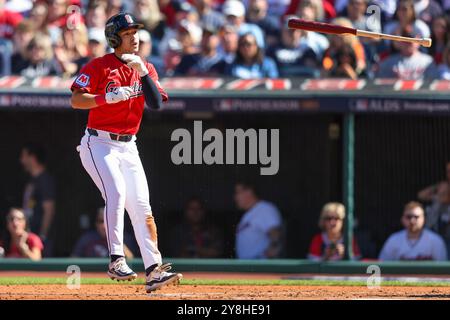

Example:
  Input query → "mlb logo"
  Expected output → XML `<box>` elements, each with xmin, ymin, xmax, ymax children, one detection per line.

<box><xmin>125</xmin><ymin>15</ymin><xmax>133</xmax><ymax>23</ymax></box>
<box><xmin>75</xmin><ymin>73</ymin><xmax>90</xmax><ymax>87</ymax></box>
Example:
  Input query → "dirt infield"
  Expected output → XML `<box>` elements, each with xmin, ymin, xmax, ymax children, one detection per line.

<box><xmin>2</xmin><ymin>284</ymin><xmax>450</xmax><ymax>300</ymax></box>
<box><xmin>2</xmin><ymin>271</ymin><xmax>450</xmax><ymax>300</ymax></box>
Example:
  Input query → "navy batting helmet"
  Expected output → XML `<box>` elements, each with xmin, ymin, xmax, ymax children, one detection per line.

<box><xmin>105</xmin><ymin>13</ymin><xmax>144</xmax><ymax>48</ymax></box>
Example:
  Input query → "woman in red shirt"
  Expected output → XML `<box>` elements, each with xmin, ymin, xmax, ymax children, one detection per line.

<box><xmin>308</xmin><ymin>202</ymin><xmax>360</xmax><ymax>261</ymax></box>
<box><xmin>1</xmin><ymin>208</ymin><xmax>43</xmax><ymax>260</ymax></box>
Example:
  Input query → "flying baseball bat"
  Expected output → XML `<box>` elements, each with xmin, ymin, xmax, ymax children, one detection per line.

<box><xmin>287</xmin><ymin>18</ymin><xmax>432</xmax><ymax>48</ymax></box>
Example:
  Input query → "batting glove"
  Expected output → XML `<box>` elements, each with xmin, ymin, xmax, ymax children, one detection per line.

<box><xmin>122</xmin><ymin>54</ymin><xmax>149</xmax><ymax>77</ymax></box>
<box><xmin>105</xmin><ymin>86</ymin><xmax>133</xmax><ymax>104</ymax></box>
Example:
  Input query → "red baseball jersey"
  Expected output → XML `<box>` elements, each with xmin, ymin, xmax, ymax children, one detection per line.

<box><xmin>71</xmin><ymin>53</ymin><xmax>168</xmax><ymax>135</ymax></box>
<box><xmin>3</xmin><ymin>233</ymin><xmax>44</xmax><ymax>258</ymax></box>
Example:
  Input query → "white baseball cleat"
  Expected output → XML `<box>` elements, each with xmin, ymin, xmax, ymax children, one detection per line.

<box><xmin>145</xmin><ymin>263</ymin><xmax>183</xmax><ymax>293</ymax></box>
<box><xmin>107</xmin><ymin>257</ymin><xmax>138</xmax><ymax>281</ymax></box>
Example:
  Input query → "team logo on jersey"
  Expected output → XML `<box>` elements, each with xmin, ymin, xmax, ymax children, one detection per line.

<box><xmin>105</xmin><ymin>81</ymin><xmax>143</xmax><ymax>97</ymax></box>
<box><xmin>125</xmin><ymin>15</ymin><xmax>133</xmax><ymax>23</ymax></box>
<box><xmin>75</xmin><ymin>73</ymin><xmax>90</xmax><ymax>87</ymax></box>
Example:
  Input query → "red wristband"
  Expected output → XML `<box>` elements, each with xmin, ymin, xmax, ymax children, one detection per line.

<box><xmin>94</xmin><ymin>94</ymin><xmax>107</xmax><ymax>106</ymax></box>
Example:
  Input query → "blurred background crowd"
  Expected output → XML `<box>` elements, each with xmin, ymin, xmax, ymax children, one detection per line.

<box><xmin>0</xmin><ymin>0</ymin><xmax>449</xmax><ymax>80</ymax></box>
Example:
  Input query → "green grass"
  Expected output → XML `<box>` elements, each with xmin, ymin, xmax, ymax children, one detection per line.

<box><xmin>1</xmin><ymin>277</ymin><xmax>450</xmax><ymax>287</ymax></box>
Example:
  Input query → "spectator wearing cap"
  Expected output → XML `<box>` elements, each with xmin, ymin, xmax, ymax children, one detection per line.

<box><xmin>218</xmin><ymin>24</ymin><xmax>239</xmax><ymax>64</ymax></box>
<box><xmin>193</xmin><ymin>0</ymin><xmax>226</xmax><ymax>30</ymax></box>
<box><xmin>163</xmin><ymin>19</ymin><xmax>203</xmax><ymax>76</ymax></box>
<box><xmin>137</xmin><ymin>29</ymin><xmax>165</xmax><ymax>76</ymax></box>
<box><xmin>428</xmin><ymin>15</ymin><xmax>450</xmax><ymax>64</ymax></box>
<box><xmin>379</xmin><ymin>202</ymin><xmax>447</xmax><ymax>261</ymax></box>
<box><xmin>267</xmin><ymin>16</ymin><xmax>320</xmax><ymax>77</ymax></box>
<box><xmin>225</xmin><ymin>32</ymin><xmax>278</xmax><ymax>79</ymax></box>
<box><xmin>74</xmin><ymin>28</ymin><xmax>107</xmax><ymax>74</ymax></box>
<box><xmin>11</xmin><ymin>20</ymin><xmax>35</xmax><ymax>75</ymax></box>
<box><xmin>172</xmin><ymin>1</ymin><xmax>200</xmax><ymax>24</ymax></box>
<box><xmin>0</xmin><ymin>0</ymin><xmax>23</xmax><ymax>40</ymax></box>
<box><xmin>222</xmin><ymin>0</ymin><xmax>265</xmax><ymax>49</ymax></box>
<box><xmin>13</xmin><ymin>33</ymin><xmax>62</xmax><ymax>78</ymax></box>
<box><xmin>4</xmin><ymin>0</ymin><xmax>33</xmax><ymax>14</ymax></box>
<box><xmin>376</xmin><ymin>28</ymin><xmax>436</xmax><ymax>79</ymax></box>
<box><xmin>437</xmin><ymin>43</ymin><xmax>450</xmax><ymax>79</ymax></box>
<box><xmin>175</xmin><ymin>25</ymin><xmax>224</xmax><ymax>75</ymax></box>
<box><xmin>178</xmin><ymin>19</ymin><xmax>203</xmax><ymax>55</ymax></box>
<box><xmin>72</xmin><ymin>208</ymin><xmax>136</xmax><ymax>258</ymax></box>
<box><xmin>384</xmin><ymin>0</ymin><xmax>431</xmax><ymax>41</ymax></box>
<box><xmin>158</xmin><ymin>1</ymin><xmax>200</xmax><ymax>59</ymax></box>
<box><xmin>245</xmin><ymin>0</ymin><xmax>280</xmax><ymax>47</ymax></box>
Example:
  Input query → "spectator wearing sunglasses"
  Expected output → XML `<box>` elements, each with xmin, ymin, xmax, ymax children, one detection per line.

<box><xmin>225</xmin><ymin>32</ymin><xmax>278</xmax><ymax>79</ymax></box>
<box><xmin>379</xmin><ymin>201</ymin><xmax>447</xmax><ymax>261</ymax></box>
<box><xmin>308</xmin><ymin>202</ymin><xmax>361</xmax><ymax>261</ymax></box>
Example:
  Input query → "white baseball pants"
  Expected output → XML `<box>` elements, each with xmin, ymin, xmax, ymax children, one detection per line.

<box><xmin>78</xmin><ymin>128</ymin><xmax>162</xmax><ymax>268</ymax></box>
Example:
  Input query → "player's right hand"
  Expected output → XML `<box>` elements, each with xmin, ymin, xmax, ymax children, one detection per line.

<box><xmin>105</xmin><ymin>86</ymin><xmax>133</xmax><ymax>104</ymax></box>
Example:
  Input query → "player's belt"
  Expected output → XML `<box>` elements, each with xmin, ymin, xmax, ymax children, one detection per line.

<box><xmin>87</xmin><ymin>128</ymin><xmax>133</xmax><ymax>142</ymax></box>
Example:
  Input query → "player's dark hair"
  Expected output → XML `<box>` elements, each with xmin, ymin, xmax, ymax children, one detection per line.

<box><xmin>22</xmin><ymin>142</ymin><xmax>47</xmax><ymax>165</ymax></box>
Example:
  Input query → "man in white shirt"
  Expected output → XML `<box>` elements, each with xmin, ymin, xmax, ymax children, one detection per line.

<box><xmin>379</xmin><ymin>201</ymin><xmax>447</xmax><ymax>261</ymax></box>
<box><xmin>234</xmin><ymin>181</ymin><xmax>283</xmax><ymax>259</ymax></box>
<box><xmin>376</xmin><ymin>29</ymin><xmax>436</xmax><ymax>79</ymax></box>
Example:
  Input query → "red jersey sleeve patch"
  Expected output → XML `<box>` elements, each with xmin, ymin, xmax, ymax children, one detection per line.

<box><xmin>71</xmin><ymin>58</ymin><xmax>101</xmax><ymax>93</ymax></box>
<box><xmin>146</xmin><ymin>62</ymin><xmax>168</xmax><ymax>102</ymax></box>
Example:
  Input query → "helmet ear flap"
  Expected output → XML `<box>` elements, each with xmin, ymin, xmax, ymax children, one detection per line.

<box><xmin>109</xmin><ymin>34</ymin><xmax>122</xmax><ymax>48</ymax></box>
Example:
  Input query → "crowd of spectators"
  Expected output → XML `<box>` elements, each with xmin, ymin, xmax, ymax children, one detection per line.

<box><xmin>1</xmin><ymin>0</ymin><xmax>449</xmax><ymax>80</ymax></box>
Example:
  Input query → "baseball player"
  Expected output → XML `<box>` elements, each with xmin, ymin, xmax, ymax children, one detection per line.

<box><xmin>70</xmin><ymin>13</ymin><xmax>182</xmax><ymax>292</ymax></box>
